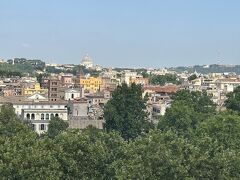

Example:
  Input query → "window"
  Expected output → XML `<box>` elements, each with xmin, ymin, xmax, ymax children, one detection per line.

<box><xmin>32</xmin><ymin>124</ymin><xmax>35</xmax><ymax>130</ymax></box>
<box><xmin>50</xmin><ymin>113</ymin><xmax>54</xmax><ymax>119</ymax></box>
<box><xmin>26</xmin><ymin>113</ymin><xmax>30</xmax><ymax>120</ymax></box>
<box><xmin>55</xmin><ymin>113</ymin><xmax>59</xmax><ymax>118</ymax></box>
<box><xmin>71</xmin><ymin>93</ymin><xmax>74</xmax><ymax>99</ymax></box>
<box><xmin>31</xmin><ymin>114</ymin><xmax>35</xmax><ymax>120</ymax></box>
<box><xmin>41</xmin><ymin>113</ymin><xmax>44</xmax><ymax>120</ymax></box>
<box><xmin>46</xmin><ymin>114</ymin><xmax>49</xmax><ymax>120</ymax></box>
<box><xmin>40</xmin><ymin>124</ymin><xmax>45</xmax><ymax>130</ymax></box>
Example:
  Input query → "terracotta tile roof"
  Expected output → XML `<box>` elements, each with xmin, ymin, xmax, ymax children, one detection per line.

<box><xmin>143</xmin><ymin>85</ymin><xmax>179</xmax><ymax>94</ymax></box>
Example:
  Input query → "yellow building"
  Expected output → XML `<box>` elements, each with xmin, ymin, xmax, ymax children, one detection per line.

<box><xmin>22</xmin><ymin>83</ymin><xmax>48</xmax><ymax>96</ymax></box>
<box><xmin>80</xmin><ymin>77</ymin><xmax>102</xmax><ymax>92</ymax></box>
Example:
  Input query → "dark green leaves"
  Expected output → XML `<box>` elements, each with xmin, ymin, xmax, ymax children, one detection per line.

<box><xmin>104</xmin><ymin>83</ymin><xmax>153</xmax><ymax>140</ymax></box>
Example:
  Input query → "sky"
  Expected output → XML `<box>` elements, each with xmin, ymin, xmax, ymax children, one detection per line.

<box><xmin>0</xmin><ymin>0</ymin><xmax>240</xmax><ymax>68</ymax></box>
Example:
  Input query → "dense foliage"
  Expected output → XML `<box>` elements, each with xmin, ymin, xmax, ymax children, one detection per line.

<box><xmin>188</xmin><ymin>74</ymin><xmax>197</xmax><ymax>81</ymax></box>
<box><xmin>104</xmin><ymin>83</ymin><xmax>153</xmax><ymax>140</ymax></box>
<box><xmin>225</xmin><ymin>86</ymin><xmax>240</xmax><ymax>113</ymax></box>
<box><xmin>45</xmin><ymin>65</ymin><xmax>100</xmax><ymax>77</ymax></box>
<box><xmin>0</xmin><ymin>87</ymin><xmax>240</xmax><ymax>179</ymax></box>
<box><xmin>170</xmin><ymin>64</ymin><xmax>240</xmax><ymax>74</ymax></box>
<box><xmin>150</xmin><ymin>74</ymin><xmax>181</xmax><ymax>85</ymax></box>
<box><xmin>47</xmin><ymin>117</ymin><xmax>69</xmax><ymax>138</ymax></box>
<box><xmin>0</xmin><ymin>63</ymin><xmax>34</xmax><ymax>77</ymax></box>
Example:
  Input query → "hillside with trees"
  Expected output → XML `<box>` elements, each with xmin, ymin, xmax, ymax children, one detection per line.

<box><xmin>169</xmin><ymin>64</ymin><xmax>240</xmax><ymax>74</ymax></box>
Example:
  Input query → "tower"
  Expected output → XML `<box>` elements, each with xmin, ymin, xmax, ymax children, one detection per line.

<box><xmin>48</xmin><ymin>77</ymin><xmax>61</xmax><ymax>101</ymax></box>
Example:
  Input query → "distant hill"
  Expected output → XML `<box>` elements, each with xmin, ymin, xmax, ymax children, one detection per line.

<box><xmin>169</xmin><ymin>64</ymin><xmax>240</xmax><ymax>74</ymax></box>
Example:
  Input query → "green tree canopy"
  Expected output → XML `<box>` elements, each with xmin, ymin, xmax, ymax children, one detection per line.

<box><xmin>104</xmin><ymin>83</ymin><xmax>153</xmax><ymax>140</ymax></box>
<box><xmin>225</xmin><ymin>86</ymin><xmax>240</xmax><ymax>112</ymax></box>
<box><xmin>188</xmin><ymin>74</ymin><xmax>198</xmax><ymax>81</ymax></box>
<box><xmin>53</xmin><ymin>128</ymin><xmax>126</xmax><ymax>179</ymax></box>
<box><xmin>158</xmin><ymin>90</ymin><xmax>216</xmax><ymax>136</ymax></box>
<box><xmin>150</xmin><ymin>74</ymin><xmax>181</xmax><ymax>85</ymax></box>
<box><xmin>172</xmin><ymin>89</ymin><xmax>216</xmax><ymax>114</ymax></box>
<box><xmin>197</xmin><ymin>112</ymin><xmax>240</xmax><ymax>150</ymax></box>
<box><xmin>47</xmin><ymin>117</ymin><xmax>69</xmax><ymax>139</ymax></box>
<box><xmin>0</xmin><ymin>104</ymin><xmax>33</xmax><ymax>137</ymax></box>
<box><xmin>158</xmin><ymin>101</ymin><xmax>199</xmax><ymax>136</ymax></box>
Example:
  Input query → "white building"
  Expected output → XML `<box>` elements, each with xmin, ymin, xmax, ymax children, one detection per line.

<box><xmin>11</xmin><ymin>94</ymin><xmax>68</xmax><ymax>134</ymax></box>
<box><xmin>80</xmin><ymin>54</ymin><xmax>93</xmax><ymax>69</ymax></box>
<box><xmin>121</xmin><ymin>70</ymin><xmax>138</xmax><ymax>85</ymax></box>
<box><xmin>64</xmin><ymin>89</ymin><xmax>83</xmax><ymax>101</ymax></box>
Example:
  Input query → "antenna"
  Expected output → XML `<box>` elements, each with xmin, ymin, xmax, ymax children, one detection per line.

<box><xmin>217</xmin><ymin>51</ymin><xmax>222</xmax><ymax>65</ymax></box>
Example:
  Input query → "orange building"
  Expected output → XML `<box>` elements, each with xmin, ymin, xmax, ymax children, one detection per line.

<box><xmin>80</xmin><ymin>77</ymin><xmax>102</xmax><ymax>92</ymax></box>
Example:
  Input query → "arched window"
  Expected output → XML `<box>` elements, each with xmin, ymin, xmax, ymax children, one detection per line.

<box><xmin>55</xmin><ymin>113</ymin><xmax>59</xmax><ymax>118</ymax></box>
<box><xmin>46</xmin><ymin>114</ymin><xmax>49</xmax><ymax>120</ymax></box>
<box><xmin>41</xmin><ymin>113</ymin><xmax>44</xmax><ymax>120</ymax></box>
<box><xmin>71</xmin><ymin>93</ymin><xmax>74</xmax><ymax>99</ymax></box>
<box><xmin>26</xmin><ymin>113</ymin><xmax>30</xmax><ymax>120</ymax></box>
<box><xmin>31</xmin><ymin>114</ymin><xmax>35</xmax><ymax>120</ymax></box>
<box><xmin>40</xmin><ymin>124</ymin><xmax>45</xmax><ymax>130</ymax></box>
<box><xmin>50</xmin><ymin>113</ymin><xmax>54</xmax><ymax>119</ymax></box>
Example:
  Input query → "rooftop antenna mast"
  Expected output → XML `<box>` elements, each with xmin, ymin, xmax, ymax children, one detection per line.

<box><xmin>216</xmin><ymin>51</ymin><xmax>222</xmax><ymax>65</ymax></box>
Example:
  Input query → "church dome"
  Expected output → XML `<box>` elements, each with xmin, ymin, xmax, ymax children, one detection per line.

<box><xmin>80</xmin><ymin>54</ymin><xmax>93</xmax><ymax>68</ymax></box>
<box><xmin>81</xmin><ymin>54</ymin><xmax>92</xmax><ymax>64</ymax></box>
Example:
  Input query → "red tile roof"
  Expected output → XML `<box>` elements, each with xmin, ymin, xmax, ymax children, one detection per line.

<box><xmin>143</xmin><ymin>85</ymin><xmax>179</xmax><ymax>94</ymax></box>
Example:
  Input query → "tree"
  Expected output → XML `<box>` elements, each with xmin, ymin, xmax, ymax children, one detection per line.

<box><xmin>47</xmin><ymin>117</ymin><xmax>69</xmax><ymax>138</ymax></box>
<box><xmin>114</xmin><ymin>130</ymin><xmax>197</xmax><ymax>179</ymax></box>
<box><xmin>0</xmin><ymin>105</ymin><xmax>63</xmax><ymax>179</ymax></box>
<box><xmin>171</xmin><ymin>90</ymin><xmax>216</xmax><ymax>114</ymax></box>
<box><xmin>158</xmin><ymin>90</ymin><xmax>216</xmax><ymax>137</ymax></box>
<box><xmin>225</xmin><ymin>86</ymin><xmax>240</xmax><ymax>112</ymax></box>
<box><xmin>158</xmin><ymin>101</ymin><xmax>199</xmax><ymax>137</ymax></box>
<box><xmin>0</xmin><ymin>104</ymin><xmax>33</xmax><ymax>137</ymax></box>
<box><xmin>188</xmin><ymin>74</ymin><xmax>197</xmax><ymax>81</ymax></box>
<box><xmin>53</xmin><ymin>128</ymin><xmax>126</xmax><ymax>179</ymax></box>
<box><xmin>197</xmin><ymin>112</ymin><xmax>240</xmax><ymax>150</ymax></box>
<box><xmin>0</xmin><ymin>135</ymin><xmax>63</xmax><ymax>179</ymax></box>
<box><xmin>150</xmin><ymin>74</ymin><xmax>181</xmax><ymax>85</ymax></box>
<box><xmin>190</xmin><ymin>112</ymin><xmax>240</xmax><ymax>178</ymax></box>
<box><xmin>104</xmin><ymin>83</ymin><xmax>153</xmax><ymax>140</ymax></box>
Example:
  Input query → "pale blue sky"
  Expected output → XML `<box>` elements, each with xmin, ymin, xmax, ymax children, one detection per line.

<box><xmin>0</xmin><ymin>0</ymin><xmax>240</xmax><ymax>68</ymax></box>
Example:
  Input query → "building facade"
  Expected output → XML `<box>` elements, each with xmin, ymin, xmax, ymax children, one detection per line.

<box><xmin>22</xmin><ymin>83</ymin><xmax>48</xmax><ymax>96</ymax></box>
<box><xmin>13</xmin><ymin>101</ymin><xmax>68</xmax><ymax>134</ymax></box>
<box><xmin>80</xmin><ymin>77</ymin><xmax>102</xmax><ymax>92</ymax></box>
<box><xmin>48</xmin><ymin>78</ymin><xmax>61</xmax><ymax>101</ymax></box>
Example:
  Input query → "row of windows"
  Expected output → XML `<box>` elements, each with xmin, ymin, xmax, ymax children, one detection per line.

<box><xmin>85</xmin><ymin>85</ymin><xmax>99</xmax><ymax>87</ymax></box>
<box><xmin>81</xmin><ymin>81</ymin><xmax>101</xmax><ymax>84</ymax></box>
<box><xmin>16</xmin><ymin>105</ymin><xmax>63</xmax><ymax>108</ymax></box>
<box><xmin>41</xmin><ymin>113</ymin><xmax>59</xmax><ymax>120</ymax></box>
<box><xmin>26</xmin><ymin>113</ymin><xmax>59</xmax><ymax>120</ymax></box>
<box><xmin>51</xmin><ymin>82</ymin><xmax>58</xmax><ymax>86</ymax></box>
<box><xmin>32</xmin><ymin>124</ymin><xmax>46</xmax><ymax>131</ymax></box>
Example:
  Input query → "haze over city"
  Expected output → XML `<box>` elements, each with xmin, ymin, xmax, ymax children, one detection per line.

<box><xmin>0</xmin><ymin>0</ymin><xmax>240</xmax><ymax>67</ymax></box>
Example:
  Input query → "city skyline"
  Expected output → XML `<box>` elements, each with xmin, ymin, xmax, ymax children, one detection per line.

<box><xmin>0</xmin><ymin>0</ymin><xmax>240</xmax><ymax>67</ymax></box>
